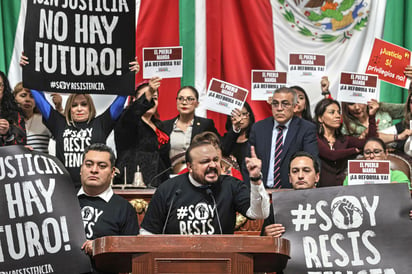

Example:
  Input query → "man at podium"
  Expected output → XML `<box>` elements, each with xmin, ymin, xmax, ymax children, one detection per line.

<box><xmin>140</xmin><ymin>141</ymin><xmax>270</xmax><ymax>234</ymax></box>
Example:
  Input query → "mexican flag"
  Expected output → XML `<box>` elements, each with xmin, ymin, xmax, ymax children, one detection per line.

<box><xmin>1</xmin><ymin>0</ymin><xmax>411</xmax><ymax>134</ymax></box>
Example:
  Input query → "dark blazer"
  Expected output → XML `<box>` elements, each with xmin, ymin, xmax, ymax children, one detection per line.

<box><xmin>162</xmin><ymin>115</ymin><xmax>219</xmax><ymax>141</ymax></box>
<box><xmin>249</xmin><ymin>116</ymin><xmax>318</xmax><ymax>188</ymax></box>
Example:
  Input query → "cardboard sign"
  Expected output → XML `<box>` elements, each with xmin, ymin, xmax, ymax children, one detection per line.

<box><xmin>348</xmin><ymin>160</ymin><xmax>390</xmax><ymax>185</ymax></box>
<box><xmin>205</xmin><ymin>78</ymin><xmax>248</xmax><ymax>115</ymax></box>
<box><xmin>272</xmin><ymin>184</ymin><xmax>412</xmax><ymax>273</ymax></box>
<box><xmin>23</xmin><ymin>0</ymin><xmax>136</xmax><ymax>95</ymax></box>
<box><xmin>251</xmin><ymin>70</ymin><xmax>287</xmax><ymax>101</ymax></box>
<box><xmin>366</xmin><ymin>38</ymin><xmax>411</xmax><ymax>88</ymax></box>
<box><xmin>0</xmin><ymin>146</ymin><xmax>91</xmax><ymax>273</ymax></box>
<box><xmin>288</xmin><ymin>53</ymin><xmax>326</xmax><ymax>83</ymax></box>
<box><xmin>337</xmin><ymin>72</ymin><xmax>378</xmax><ymax>104</ymax></box>
<box><xmin>143</xmin><ymin>46</ymin><xmax>183</xmax><ymax>79</ymax></box>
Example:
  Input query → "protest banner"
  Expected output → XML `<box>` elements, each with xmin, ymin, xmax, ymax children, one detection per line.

<box><xmin>143</xmin><ymin>46</ymin><xmax>183</xmax><ymax>79</ymax></box>
<box><xmin>205</xmin><ymin>78</ymin><xmax>248</xmax><ymax>115</ymax></box>
<box><xmin>337</xmin><ymin>72</ymin><xmax>378</xmax><ymax>104</ymax></box>
<box><xmin>348</xmin><ymin>160</ymin><xmax>390</xmax><ymax>185</ymax></box>
<box><xmin>0</xmin><ymin>146</ymin><xmax>91</xmax><ymax>274</ymax></box>
<box><xmin>272</xmin><ymin>184</ymin><xmax>412</xmax><ymax>273</ymax></box>
<box><xmin>23</xmin><ymin>0</ymin><xmax>135</xmax><ymax>95</ymax></box>
<box><xmin>251</xmin><ymin>70</ymin><xmax>287</xmax><ymax>101</ymax></box>
<box><xmin>288</xmin><ymin>53</ymin><xmax>326</xmax><ymax>83</ymax></box>
<box><xmin>366</xmin><ymin>38</ymin><xmax>411</xmax><ymax>88</ymax></box>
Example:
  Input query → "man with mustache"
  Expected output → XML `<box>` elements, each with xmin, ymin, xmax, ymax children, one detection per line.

<box><xmin>140</xmin><ymin>141</ymin><xmax>270</xmax><ymax>234</ymax></box>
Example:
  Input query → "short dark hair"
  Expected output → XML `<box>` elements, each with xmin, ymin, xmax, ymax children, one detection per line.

<box><xmin>288</xmin><ymin>151</ymin><xmax>320</xmax><ymax>174</ymax></box>
<box><xmin>83</xmin><ymin>143</ymin><xmax>116</xmax><ymax>167</ymax></box>
<box><xmin>363</xmin><ymin>137</ymin><xmax>387</xmax><ymax>152</ymax></box>
<box><xmin>177</xmin><ymin>86</ymin><xmax>199</xmax><ymax>100</ymax></box>
<box><xmin>185</xmin><ymin>141</ymin><xmax>214</xmax><ymax>164</ymax></box>
<box><xmin>192</xmin><ymin>131</ymin><xmax>222</xmax><ymax>150</ymax></box>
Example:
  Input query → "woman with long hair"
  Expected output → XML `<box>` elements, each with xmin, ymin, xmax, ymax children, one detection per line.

<box><xmin>114</xmin><ymin>77</ymin><xmax>171</xmax><ymax>187</ymax></box>
<box><xmin>0</xmin><ymin>71</ymin><xmax>26</xmax><ymax>146</ymax></box>
<box><xmin>290</xmin><ymin>85</ymin><xmax>313</xmax><ymax>121</ymax></box>
<box><xmin>314</xmin><ymin>98</ymin><xmax>378</xmax><ymax>187</ymax></box>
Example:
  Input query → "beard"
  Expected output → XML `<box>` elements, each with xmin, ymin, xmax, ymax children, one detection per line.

<box><xmin>191</xmin><ymin>166</ymin><xmax>220</xmax><ymax>185</ymax></box>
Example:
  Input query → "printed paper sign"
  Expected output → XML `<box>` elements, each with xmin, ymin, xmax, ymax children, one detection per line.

<box><xmin>0</xmin><ymin>146</ymin><xmax>91</xmax><ymax>273</ymax></box>
<box><xmin>366</xmin><ymin>38</ymin><xmax>411</xmax><ymax>88</ymax></box>
<box><xmin>348</xmin><ymin>160</ymin><xmax>390</xmax><ymax>185</ymax></box>
<box><xmin>288</xmin><ymin>53</ymin><xmax>326</xmax><ymax>83</ymax></box>
<box><xmin>23</xmin><ymin>0</ymin><xmax>136</xmax><ymax>95</ymax></box>
<box><xmin>272</xmin><ymin>184</ymin><xmax>412</xmax><ymax>273</ymax></box>
<box><xmin>143</xmin><ymin>46</ymin><xmax>183</xmax><ymax>79</ymax></box>
<box><xmin>337</xmin><ymin>72</ymin><xmax>378</xmax><ymax>104</ymax></box>
<box><xmin>251</xmin><ymin>70</ymin><xmax>287</xmax><ymax>101</ymax></box>
<box><xmin>205</xmin><ymin>78</ymin><xmax>248</xmax><ymax>115</ymax></box>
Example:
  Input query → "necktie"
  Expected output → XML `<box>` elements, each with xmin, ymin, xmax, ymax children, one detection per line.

<box><xmin>273</xmin><ymin>125</ymin><xmax>285</xmax><ymax>188</ymax></box>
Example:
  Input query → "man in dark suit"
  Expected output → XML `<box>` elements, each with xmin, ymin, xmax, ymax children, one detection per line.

<box><xmin>249</xmin><ymin>87</ymin><xmax>318</xmax><ymax>188</ymax></box>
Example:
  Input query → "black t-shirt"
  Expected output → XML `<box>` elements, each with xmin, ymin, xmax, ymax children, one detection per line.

<box><xmin>45</xmin><ymin>109</ymin><xmax>115</xmax><ymax>188</ymax></box>
<box><xmin>141</xmin><ymin>174</ymin><xmax>251</xmax><ymax>234</ymax></box>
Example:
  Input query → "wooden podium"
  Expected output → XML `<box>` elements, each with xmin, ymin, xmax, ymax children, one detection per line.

<box><xmin>93</xmin><ymin>235</ymin><xmax>290</xmax><ymax>274</ymax></box>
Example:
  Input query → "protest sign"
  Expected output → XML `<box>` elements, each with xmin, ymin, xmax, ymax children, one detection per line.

<box><xmin>348</xmin><ymin>160</ymin><xmax>390</xmax><ymax>185</ymax></box>
<box><xmin>337</xmin><ymin>72</ymin><xmax>378</xmax><ymax>104</ymax></box>
<box><xmin>272</xmin><ymin>184</ymin><xmax>412</xmax><ymax>273</ymax></box>
<box><xmin>143</xmin><ymin>46</ymin><xmax>183</xmax><ymax>79</ymax></box>
<box><xmin>251</xmin><ymin>70</ymin><xmax>287</xmax><ymax>101</ymax></box>
<box><xmin>0</xmin><ymin>146</ymin><xmax>91</xmax><ymax>274</ymax></box>
<box><xmin>205</xmin><ymin>78</ymin><xmax>248</xmax><ymax>115</ymax></box>
<box><xmin>288</xmin><ymin>53</ymin><xmax>326</xmax><ymax>83</ymax></box>
<box><xmin>366</xmin><ymin>38</ymin><xmax>411</xmax><ymax>88</ymax></box>
<box><xmin>23</xmin><ymin>0</ymin><xmax>135</xmax><ymax>95</ymax></box>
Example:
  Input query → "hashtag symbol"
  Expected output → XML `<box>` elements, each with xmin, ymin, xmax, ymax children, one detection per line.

<box><xmin>176</xmin><ymin>206</ymin><xmax>188</xmax><ymax>220</ymax></box>
<box><xmin>50</xmin><ymin>81</ymin><xmax>56</xmax><ymax>88</ymax></box>
<box><xmin>291</xmin><ymin>203</ymin><xmax>316</xmax><ymax>231</ymax></box>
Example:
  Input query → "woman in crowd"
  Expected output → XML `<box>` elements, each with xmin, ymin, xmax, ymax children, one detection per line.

<box><xmin>0</xmin><ymin>71</ymin><xmax>26</xmax><ymax>146</ymax></box>
<box><xmin>13</xmin><ymin>82</ymin><xmax>58</xmax><ymax>153</ymax></box>
<box><xmin>343</xmin><ymin>137</ymin><xmax>410</xmax><ymax>188</ymax></box>
<box><xmin>291</xmin><ymin>85</ymin><xmax>312</xmax><ymax>121</ymax></box>
<box><xmin>341</xmin><ymin>100</ymin><xmax>404</xmax><ymax>138</ymax></box>
<box><xmin>20</xmin><ymin>55</ymin><xmax>138</xmax><ymax>188</ymax></box>
<box><xmin>223</xmin><ymin>101</ymin><xmax>255</xmax><ymax>179</ymax></box>
<box><xmin>315</xmin><ymin>98</ymin><xmax>378</xmax><ymax>187</ymax></box>
<box><xmin>114</xmin><ymin>77</ymin><xmax>171</xmax><ymax>187</ymax></box>
<box><xmin>162</xmin><ymin>86</ymin><xmax>219</xmax><ymax>174</ymax></box>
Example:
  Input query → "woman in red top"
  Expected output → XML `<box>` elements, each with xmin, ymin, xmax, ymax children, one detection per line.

<box><xmin>314</xmin><ymin>98</ymin><xmax>378</xmax><ymax>187</ymax></box>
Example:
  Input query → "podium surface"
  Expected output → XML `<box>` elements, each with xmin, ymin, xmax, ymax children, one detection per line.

<box><xmin>93</xmin><ymin>235</ymin><xmax>290</xmax><ymax>274</ymax></box>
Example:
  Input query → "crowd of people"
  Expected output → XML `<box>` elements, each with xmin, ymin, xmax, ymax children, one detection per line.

<box><xmin>1</xmin><ymin>61</ymin><xmax>412</xmax><ymax>272</ymax></box>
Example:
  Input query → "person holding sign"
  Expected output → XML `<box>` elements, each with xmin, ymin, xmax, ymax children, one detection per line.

<box><xmin>20</xmin><ymin>55</ymin><xmax>139</xmax><ymax>189</ymax></box>
<box><xmin>0</xmin><ymin>71</ymin><xmax>26</xmax><ymax>146</ymax></box>
<box><xmin>343</xmin><ymin>137</ymin><xmax>410</xmax><ymax>187</ymax></box>
<box><xmin>249</xmin><ymin>87</ymin><xmax>318</xmax><ymax>189</ymax></box>
<box><xmin>114</xmin><ymin>77</ymin><xmax>171</xmax><ymax>187</ymax></box>
<box><xmin>140</xmin><ymin>142</ymin><xmax>269</xmax><ymax>235</ymax></box>
<box><xmin>261</xmin><ymin>151</ymin><xmax>320</xmax><ymax>237</ymax></box>
<box><xmin>162</xmin><ymin>86</ymin><xmax>219</xmax><ymax>174</ymax></box>
<box><xmin>78</xmin><ymin>143</ymin><xmax>139</xmax><ymax>273</ymax></box>
<box><xmin>315</xmin><ymin>98</ymin><xmax>378</xmax><ymax>187</ymax></box>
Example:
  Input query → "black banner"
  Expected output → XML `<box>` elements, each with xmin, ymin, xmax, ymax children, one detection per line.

<box><xmin>23</xmin><ymin>0</ymin><xmax>135</xmax><ymax>95</ymax></box>
<box><xmin>272</xmin><ymin>184</ymin><xmax>412</xmax><ymax>273</ymax></box>
<box><xmin>0</xmin><ymin>146</ymin><xmax>91</xmax><ymax>273</ymax></box>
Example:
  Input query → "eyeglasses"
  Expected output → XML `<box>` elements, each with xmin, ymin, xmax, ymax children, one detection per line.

<box><xmin>240</xmin><ymin>112</ymin><xmax>250</xmax><ymax>118</ymax></box>
<box><xmin>177</xmin><ymin>96</ymin><xmax>196</xmax><ymax>104</ymax></box>
<box><xmin>272</xmin><ymin>101</ymin><xmax>292</xmax><ymax>109</ymax></box>
<box><xmin>363</xmin><ymin>149</ymin><xmax>383</xmax><ymax>156</ymax></box>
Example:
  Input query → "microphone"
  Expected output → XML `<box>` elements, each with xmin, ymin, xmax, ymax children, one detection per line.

<box><xmin>206</xmin><ymin>188</ymin><xmax>223</xmax><ymax>235</ymax></box>
<box><xmin>162</xmin><ymin>188</ymin><xmax>181</xmax><ymax>234</ymax></box>
<box><xmin>147</xmin><ymin>166</ymin><xmax>173</xmax><ymax>188</ymax></box>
